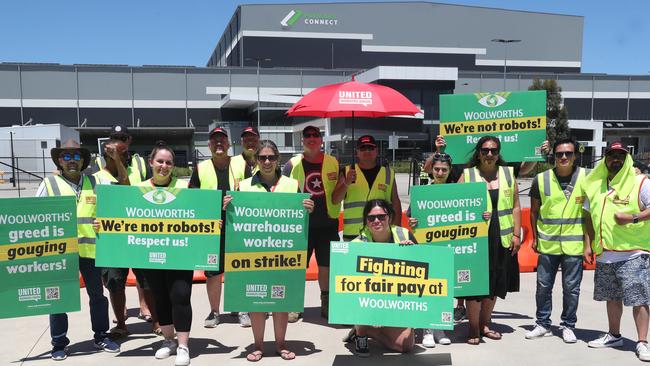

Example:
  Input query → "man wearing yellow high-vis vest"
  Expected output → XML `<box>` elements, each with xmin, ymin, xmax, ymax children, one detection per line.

<box><xmin>35</xmin><ymin>139</ymin><xmax>120</xmax><ymax>359</ymax></box>
<box><xmin>188</xmin><ymin>127</ymin><xmax>253</xmax><ymax>328</ymax></box>
<box><xmin>582</xmin><ymin>141</ymin><xmax>650</xmax><ymax>361</ymax></box>
<box><xmin>231</xmin><ymin>126</ymin><xmax>260</xmax><ymax>177</ymax></box>
<box><xmin>333</xmin><ymin>135</ymin><xmax>401</xmax><ymax>241</ymax></box>
<box><xmin>93</xmin><ymin>124</ymin><xmax>150</xmax><ymax>184</ymax></box>
<box><xmin>282</xmin><ymin>125</ymin><xmax>340</xmax><ymax>320</ymax></box>
<box><xmin>525</xmin><ymin>139</ymin><xmax>588</xmax><ymax>343</ymax></box>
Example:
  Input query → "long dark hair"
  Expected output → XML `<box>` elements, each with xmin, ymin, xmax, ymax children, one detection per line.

<box><xmin>256</xmin><ymin>139</ymin><xmax>281</xmax><ymax>176</ymax></box>
<box><xmin>359</xmin><ymin>199</ymin><xmax>395</xmax><ymax>235</ymax></box>
<box><xmin>466</xmin><ymin>135</ymin><xmax>507</xmax><ymax>168</ymax></box>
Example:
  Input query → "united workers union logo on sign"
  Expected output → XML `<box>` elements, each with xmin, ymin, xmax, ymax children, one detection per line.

<box><xmin>246</xmin><ymin>284</ymin><xmax>268</xmax><ymax>298</ymax></box>
<box><xmin>281</xmin><ymin>9</ymin><xmax>338</xmax><ymax>28</ymax></box>
<box><xmin>142</xmin><ymin>188</ymin><xmax>177</xmax><ymax>205</ymax></box>
<box><xmin>338</xmin><ymin>91</ymin><xmax>373</xmax><ymax>106</ymax></box>
<box><xmin>18</xmin><ymin>287</ymin><xmax>41</xmax><ymax>302</ymax></box>
<box><xmin>476</xmin><ymin>92</ymin><xmax>510</xmax><ymax>108</ymax></box>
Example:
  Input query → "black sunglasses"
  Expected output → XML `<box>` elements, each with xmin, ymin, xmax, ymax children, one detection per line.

<box><xmin>554</xmin><ymin>151</ymin><xmax>575</xmax><ymax>159</ymax></box>
<box><xmin>366</xmin><ymin>214</ymin><xmax>388</xmax><ymax>222</ymax></box>
<box><xmin>432</xmin><ymin>153</ymin><xmax>451</xmax><ymax>162</ymax></box>
<box><xmin>303</xmin><ymin>132</ymin><xmax>321</xmax><ymax>138</ymax></box>
<box><xmin>61</xmin><ymin>152</ymin><xmax>82</xmax><ymax>161</ymax></box>
<box><xmin>257</xmin><ymin>155</ymin><xmax>279</xmax><ymax>162</ymax></box>
<box><xmin>358</xmin><ymin>145</ymin><xmax>376</xmax><ymax>152</ymax></box>
<box><xmin>480</xmin><ymin>147</ymin><xmax>499</xmax><ymax>156</ymax></box>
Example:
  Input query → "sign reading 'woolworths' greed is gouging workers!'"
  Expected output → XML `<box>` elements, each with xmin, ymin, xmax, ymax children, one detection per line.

<box><xmin>440</xmin><ymin>90</ymin><xmax>546</xmax><ymax>162</ymax></box>
<box><xmin>96</xmin><ymin>185</ymin><xmax>222</xmax><ymax>271</ymax></box>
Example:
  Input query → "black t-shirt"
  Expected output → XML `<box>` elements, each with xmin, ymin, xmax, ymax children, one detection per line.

<box><xmin>529</xmin><ymin>167</ymin><xmax>575</xmax><ymax>200</ymax></box>
<box><xmin>283</xmin><ymin>159</ymin><xmax>337</xmax><ymax>228</ymax></box>
<box><xmin>360</xmin><ymin>165</ymin><xmax>381</xmax><ymax>189</ymax></box>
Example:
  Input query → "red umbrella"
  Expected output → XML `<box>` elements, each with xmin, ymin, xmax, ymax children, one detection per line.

<box><xmin>287</xmin><ymin>76</ymin><xmax>421</xmax><ymax>164</ymax></box>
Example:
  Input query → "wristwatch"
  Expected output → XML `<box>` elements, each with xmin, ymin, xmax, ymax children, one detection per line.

<box><xmin>633</xmin><ymin>214</ymin><xmax>640</xmax><ymax>224</ymax></box>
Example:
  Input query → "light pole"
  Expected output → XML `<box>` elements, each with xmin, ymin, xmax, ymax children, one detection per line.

<box><xmin>491</xmin><ymin>39</ymin><xmax>521</xmax><ymax>91</ymax></box>
<box><xmin>245</xmin><ymin>57</ymin><xmax>272</xmax><ymax>131</ymax></box>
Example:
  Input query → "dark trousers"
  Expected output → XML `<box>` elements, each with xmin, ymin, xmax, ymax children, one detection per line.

<box><xmin>50</xmin><ymin>257</ymin><xmax>109</xmax><ymax>347</ymax></box>
<box><xmin>143</xmin><ymin>269</ymin><xmax>194</xmax><ymax>332</ymax></box>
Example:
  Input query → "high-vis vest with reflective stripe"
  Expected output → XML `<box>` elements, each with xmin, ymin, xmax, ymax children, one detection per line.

<box><xmin>44</xmin><ymin>175</ymin><xmax>98</xmax><ymax>259</ymax></box>
<box><xmin>231</xmin><ymin>153</ymin><xmax>259</xmax><ymax>177</ymax></box>
<box><xmin>239</xmin><ymin>175</ymin><xmax>299</xmax><ymax>193</ymax></box>
<box><xmin>586</xmin><ymin>174</ymin><xmax>650</xmax><ymax>254</ymax></box>
<box><xmin>197</xmin><ymin>159</ymin><xmax>241</xmax><ymax>191</ymax></box>
<box><xmin>284</xmin><ymin>154</ymin><xmax>340</xmax><ymax>219</ymax></box>
<box><xmin>536</xmin><ymin>167</ymin><xmax>586</xmax><ymax>255</ymax></box>
<box><xmin>464</xmin><ymin>166</ymin><xmax>515</xmax><ymax>248</ymax></box>
<box><xmin>96</xmin><ymin>154</ymin><xmax>146</xmax><ymax>184</ymax></box>
<box><xmin>137</xmin><ymin>177</ymin><xmax>188</xmax><ymax>189</ymax></box>
<box><xmin>343</xmin><ymin>164</ymin><xmax>394</xmax><ymax>237</ymax></box>
<box><xmin>353</xmin><ymin>225</ymin><xmax>411</xmax><ymax>243</ymax></box>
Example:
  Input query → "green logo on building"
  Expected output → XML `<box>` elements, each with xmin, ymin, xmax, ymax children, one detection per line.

<box><xmin>281</xmin><ymin>9</ymin><xmax>338</xmax><ymax>28</ymax></box>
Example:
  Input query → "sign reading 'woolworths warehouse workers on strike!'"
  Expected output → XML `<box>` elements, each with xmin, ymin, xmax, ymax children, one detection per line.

<box><xmin>440</xmin><ymin>90</ymin><xmax>546</xmax><ymax>163</ymax></box>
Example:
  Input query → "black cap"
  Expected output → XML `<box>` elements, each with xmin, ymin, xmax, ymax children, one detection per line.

<box><xmin>357</xmin><ymin>135</ymin><xmax>377</xmax><ymax>147</ymax></box>
<box><xmin>109</xmin><ymin>124</ymin><xmax>130</xmax><ymax>139</ymax></box>
<box><xmin>209</xmin><ymin>127</ymin><xmax>228</xmax><ymax>138</ymax></box>
<box><xmin>302</xmin><ymin>125</ymin><xmax>320</xmax><ymax>136</ymax></box>
<box><xmin>605</xmin><ymin>141</ymin><xmax>629</xmax><ymax>155</ymax></box>
<box><xmin>241</xmin><ymin>126</ymin><xmax>259</xmax><ymax>137</ymax></box>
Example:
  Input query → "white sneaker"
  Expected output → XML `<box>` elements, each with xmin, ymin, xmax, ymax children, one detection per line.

<box><xmin>238</xmin><ymin>312</ymin><xmax>251</xmax><ymax>327</ymax></box>
<box><xmin>525</xmin><ymin>325</ymin><xmax>551</xmax><ymax>339</ymax></box>
<box><xmin>434</xmin><ymin>330</ymin><xmax>451</xmax><ymax>345</ymax></box>
<box><xmin>588</xmin><ymin>333</ymin><xmax>623</xmax><ymax>348</ymax></box>
<box><xmin>422</xmin><ymin>329</ymin><xmax>436</xmax><ymax>348</ymax></box>
<box><xmin>636</xmin><ymin>342</ymin><xmax>650</xmax><ymax>361</ymax></box>
<box><xmin>175</xmin><ymin>345</ymin><xmax>190</xmax><ymax>366</ymax></box>
<box><xmin>561</xmin><ymin>326</ymin><xmax>577</xmax><ymax>344</ymax></box>
<box><xmin>155</xmin><ymin>339</ymin><xmax>177</xmax><ymax>359</ymax></box>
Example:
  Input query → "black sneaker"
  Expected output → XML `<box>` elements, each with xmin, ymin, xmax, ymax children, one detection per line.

<box><xmin>454</xmin><ymin>306</ymin><xmax>466</xmax><ymax>322</ymax></box>
<box><xmin>343</xmin><ymin>328</ymin><xmax>357</xmax><ymax>343</ymax></box>
<box><xmin>355</xmin><ymin>335</ymin><xmax>370</xmax><ymax>357</ymax></box>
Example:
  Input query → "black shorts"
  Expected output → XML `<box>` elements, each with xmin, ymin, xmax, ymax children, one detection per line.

<box><xmin>102</xmin><ymin>267</ymin><xmax>149</xmax><ymax>293</ymax></box>
<box><xmin>308</xmin><ymin>224</ymin><xmax>340</xmax><ymax>267</ymax></box>
<box><xmin>205</xmin><ymin>229</ymin><xmax>226</xmax><ymax>278</ymax></box>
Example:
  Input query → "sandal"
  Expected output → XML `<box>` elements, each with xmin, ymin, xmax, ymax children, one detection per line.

<box><xmin>138</xmin><ymin>313</ymin><xmax>153</xmax><ymax>322</ymax></box>
<box><xmin>109</xmin><ymin>326</ymin><xmax>130</xmax><ymax>339</ymax></box>
<box><xmin>481</xmin><ymin>329</ymin><xmax>502</xmax><ymax>340</ymax></box>
<box><xmin>467</xmin><ymin>336</ymin><xmax>480</xmax><ymax>345</ymax></box>
<box><xmin>246</xmin><ymin>350</ymin><xmax>263</xmax><ymax>362</ymax></box>
<box><xmin>153</xmin><ymin>328</ymin><xmax>163</xmax><ymax>336</ymax></box>
<box><xmin>277</xmin><ymin>349</ymin><xmax>296</xmax><ymax>361</ymax></box>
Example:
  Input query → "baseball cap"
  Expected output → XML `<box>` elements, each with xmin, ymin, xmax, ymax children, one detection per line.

<box><xmin>110</xmin><ymin>124</ymin><xmax>130</xmax><ymax>140</ymax></box>
<box><xmin>357</xmin><ymin>135</ymin><xmax>377</xmax><ymax>147</ymax></box>
<box><xmin>241</xmin><ymin>126</ymin><xmax>259</xmax><ymax>137</ymax></box>
<box><xmin>302</xmin><ymin>125</ymin><xmax>320</xmax><ymax>137</ymax></box>
<box><xmin>605</xmin><ymin>141</ymin><xmax>629</xmax><ymax>155</ymax></box>
<box><xmin>209</xmin><ymin>127</ymin><xmax>228</xmax><ymax>138</ymax></box>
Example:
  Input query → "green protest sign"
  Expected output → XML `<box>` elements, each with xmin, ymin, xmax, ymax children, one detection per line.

<box><xmin>410</xmin><ymin>183</ymin><xmax>489</xmax><ymax>297</ymax></box>
<box><xmin>440</xmin><ymin>90</ymin><xmax>546</xmax><ymax>162</ymax></box>
<box><xmin>329</xmin><ymin>242</ymin><xmax>454</xmax><ymax>329</ymax></box>
<box><xmin>96</xmin><ymin>185</ymin><xmax>222</xmax><ymax>270</ymax></box>
<box><xmin>224</xmin><ymin>191</ymin><xmax>309</xmax><ymax>312</ymax></box>
<box><xmin>0</xmin><ymin>196</ymin><xmax>79</xmax><ymax>318</ymax></box>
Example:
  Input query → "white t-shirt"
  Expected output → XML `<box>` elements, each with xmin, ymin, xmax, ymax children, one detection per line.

<box><xmin>584</xmin><ymin>178</ymin><xmax>650</xmax><ymax>263</ymax></box>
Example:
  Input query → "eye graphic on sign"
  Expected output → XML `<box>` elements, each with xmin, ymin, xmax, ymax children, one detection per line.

<box><xmin>478</xmin><ymin>94</ymin><xmax>507</xmax><ymax>108</ymax></box>
<box><xmin>143</xmin><ymin>189</ymin><xmax>176</xmax><ymax>205</ymax></box>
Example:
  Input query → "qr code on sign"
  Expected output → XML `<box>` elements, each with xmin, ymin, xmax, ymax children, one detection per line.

<box><xmin>271</xmin><ymin>285</ymin><xmax>285</xmax><ymax>299</ymax></box>
<box><xmin>457</xmin><ymin>270</ymin><xmax>471</xmax><ymax>283</ymax></box>
<box><xmin>535</xmin><ymin>146</ymin><xmax>542</xmax><ymax>156</ymax></box>
<box><xmin>442</xmin><ymin>312</ymin><xmax>452</xmax><ymax>323</ymax></box>
<box><xmin>45</xmin><ymin>287</ymin><xmax>60</xmax><ymax>300</ymax></box>
<box><xmin>207</xmin><ymin>254</ymin><xmax>218</xmax><ymax>265</ymax></box>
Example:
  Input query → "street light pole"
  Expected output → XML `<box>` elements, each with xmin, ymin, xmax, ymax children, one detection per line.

<box><xmin>245</xmin><ymin>57</ymin><xmax>272</xmax><ymax>131</ymax></box>
<box><xmin>491</xmin><ymin>39</ymin><xmax>521</xmax><ymax>91</ymax></box>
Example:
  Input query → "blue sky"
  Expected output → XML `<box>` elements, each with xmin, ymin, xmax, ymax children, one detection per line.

<box><xmin>1</xmin><ymin>0</ymin><xmax>648</xmax><ymax>75</ymax></box>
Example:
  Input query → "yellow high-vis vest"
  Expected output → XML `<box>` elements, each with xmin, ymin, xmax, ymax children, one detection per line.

<box><xmin>239</xmin><ymin>175</ymin><xmax>299</xmax><ymax>193</ymax></box>
<box><xmin>536</xmin><ymin>167</ymin><xmax>586</xmax><ymax>255</ymax></box>
<box><xmin>44</xmin><ymin>175</ymin><xmax>98</xmax><ymax>259</ymax></box>
<box><xmin>197</xmin><ymin>159</ymin><xmax>242</xmax><ymax>191</ymax></box>
<box><xmin>96</xmin><ymin>154</ymin><xmax>146</xmax><ymax>184</ymax></box>
<box><xmin>353</xmin><ymin>225</ymin><xmax>411</xmax><ymax>243</ymax></box>
<box><xmin>231</xmin><ymin>153</ymin><xmax>259</xmax><ymax>177</ymax></box>
<box><xmin>342</xmin><ymin>164</ymin><xmax>394</xmax><ymax>237</ymax></box>
<box><xmin>284</xmin><ymin>153</ymin><xmax>341</xmax><ymax>219</ymax></box>
<box><xmin>464</xmin><ymin>166</ymin><xmax>515</xmax><ymax>248</ymax></box>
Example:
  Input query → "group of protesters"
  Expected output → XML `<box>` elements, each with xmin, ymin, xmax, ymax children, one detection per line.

<box><xmin>36</xmin><ymin>121</ymin><xmax>650</xmax><ymax>363</ymax></box>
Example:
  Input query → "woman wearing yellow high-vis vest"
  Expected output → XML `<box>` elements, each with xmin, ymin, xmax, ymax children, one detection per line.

<box><xmin>137</xmin><ymin>142</ymin><xmax>193</xmax><ymax>366</ymax></box>
<box><xmin>525</xmin><ymin>139</ymin><xmax>587</xmax><ymax>343</ymax></box>
<box><xmin>343</xmin><ymin>199</ymin><xmax>416</xmax><ymax>357</ymax></box>
<box><xmin>223</xmin><ymin>140</ymin><xmax>314</xmax><ymax>362</ymax></box>
<box><xmin>458</xmin><ymin>136</ymin><xmax>522</xmax><ymax>345</ymax></box>
<box><xmin>36</xmin><ymin>139</ymin><xmax>121</xmax><ymax>359</ymax></box>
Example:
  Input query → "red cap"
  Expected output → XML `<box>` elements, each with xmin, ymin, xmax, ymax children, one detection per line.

<box><xmin>241</xmin><ymin>126</ymin><xmax>259</xmax><ymax>137</ymax></box>
<box><xmin>209</xmin><ymin>127</ymin><xmax>228</xmax><ymax>138</ymax></box>
<box><xmin>605</xmin><ymin>141</ymin><xmax>629</xmax><ymax>154</ymax></box>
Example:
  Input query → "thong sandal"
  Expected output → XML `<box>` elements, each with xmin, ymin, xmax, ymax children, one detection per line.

<box><xmin>467</xmin><ymin>336</ymin><xmax>480</xmax><ymax>345</ymax></box>
<box><xmin>481</xmin><ymin>329</ymin><xmax>502</xmax><ymax>340</ymax></box>
<box><xmin>246</xmin><ymin>350</ymin><xmax>263</xmax><ymax>362</ymax></box>
<box><xmin>277</xmin><ymin>349</ymin><xmax>296</xmax><ymax>361</ymax></box>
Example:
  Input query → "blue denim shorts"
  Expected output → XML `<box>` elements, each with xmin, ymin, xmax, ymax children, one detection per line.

<box><xmin>594</xmin><ymin>254</ymin><xmax>650</xmax><ymax>306</ymax></box>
